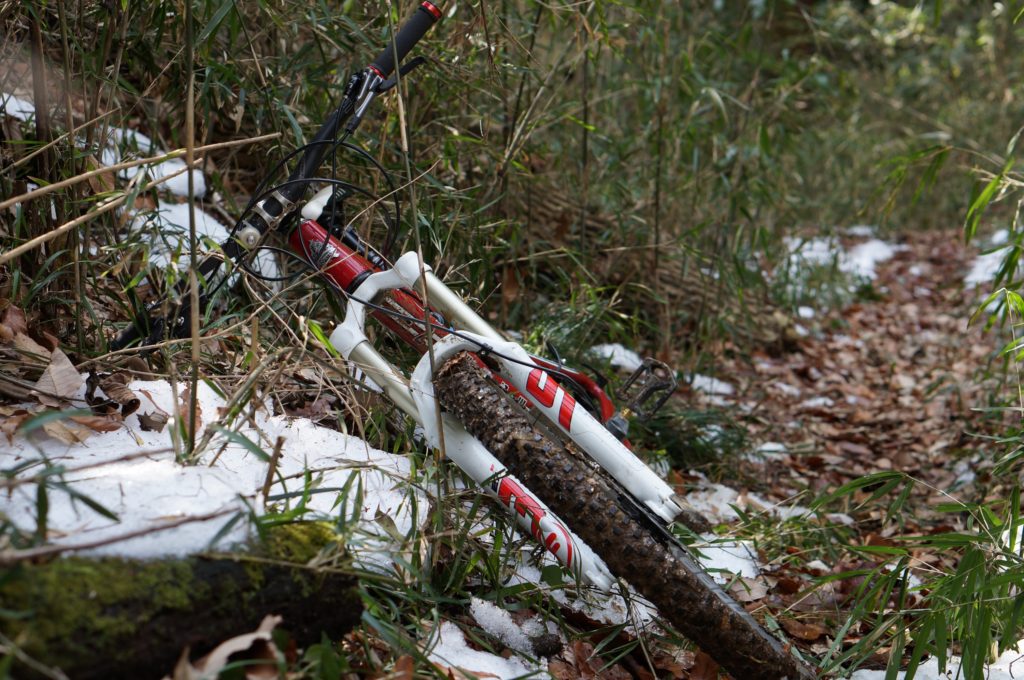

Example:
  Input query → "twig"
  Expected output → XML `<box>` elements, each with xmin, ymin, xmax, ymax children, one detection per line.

<box><xmin>0</xmin><ymin>110</ymin><xmax>118</xmax><ymax>174</ymax></box>
<box><xmin>0</xmin><ymin>508</ymin><xmax>236</xmax><ymax>565</ymax></box>
<box><xmin>0</xmin><ymin>448</ymin><xmax>175</xmax><ymax>491</ymax></box>
<box><xmin>0</xmin><ymin>632</ymin><xmax>69</xmax><ymax>680</ymax></box>
<box><xmin>0</xmin><ymin>160</ymin><xmax>195</xmax><ymax>267</ymax></box>
<box><xmin>262</xmin><ymin>436</ymin><xmax>285</xmax><ymax>502</ymax></box>
<box><xmin>0</xmin><ymin>132</ymin><xmax>280</xmax><ymax>212</ymax></box>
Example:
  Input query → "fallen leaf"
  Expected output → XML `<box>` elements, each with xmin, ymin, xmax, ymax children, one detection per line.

<box><xmin>13</xmin><ymin>332</ymin><xmax>50</xmax><ymax>361</ymax></box>
<box><xmin>69</xmin><ymin>415</ymin><xmax>122</xmax><ymax>433</ymax></box>
<box><xmin>690</xmin><ymin>651</ymin><xmax>720</xmax><ymax>680</ymax></box>
<box><xmin>0</xmin><ymin>305</ymin><xmax>28</xmax><ymax>339</ymax></box>
<box><xmin>98</xmin><ymin>372</ymin><xmax>141</xmax><ymax>415</ymax></box>
<box><xmin>172</xmin><ymin>614</ymin><xmax>283</xmax><ymax>680</ymax></box>
<box><xmin>548</xmin><ymin>659</ymin><xmax>577</xmax><ymax>680</ymax></box>
<box><xmin>34</xmin><ymin>349</ymin><xmax>83</xmax><ymax>400</ymax></box>
<box><xmin>392</xmin><ymin>655</ymin><xmax>415</xmax><ymax>680</ymax></box>
<box><xmin>781</xmin><ymin>618</ymin><xmax>829</xmax><ymax>642</ymax></box>
<box><xmin>139</xmin><ymin>411</ymin><xmax>169</xmax><ymax>433</ymax></box>
<box><xmin>41</xmin><ymin>419</ymin><xmax>91</xmax><ymax>445</ymax></box>
<box><xmin>729</xmin><ymin>576</ymin><xmax>770</xmax><ymax>602</ymax></box>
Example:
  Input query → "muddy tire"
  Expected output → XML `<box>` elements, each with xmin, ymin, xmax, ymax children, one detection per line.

<box><xmin>434</xmin><ymin>352</ymin><xmax>816</xmax><ymax>680</ymax></box>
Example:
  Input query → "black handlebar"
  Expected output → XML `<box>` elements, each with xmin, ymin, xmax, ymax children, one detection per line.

<box><xmin>370</xmin><ymin>1</ymin><xmax>441</xmax><ymax>78</ymax></box>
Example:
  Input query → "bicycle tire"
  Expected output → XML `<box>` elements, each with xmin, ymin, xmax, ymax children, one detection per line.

<box><xmin>434</xmin><ymin>352</ymin><xmax>815</xmax><ymax>680</ymax></box>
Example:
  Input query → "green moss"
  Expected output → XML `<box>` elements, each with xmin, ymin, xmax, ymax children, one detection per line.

<box><xmin>0</xmin><ymin>558</ymin><xmax>197</xmax><ymax>670</ymax></box>
<box><xmin>260</xmin><ymin>521</ymin><xmax>338</xmax><ymax>564</ymax></box>
<box><xmin>0</xmin><ymin>524</ymin><xmax>353</xmax><ymax>677</ymax></box>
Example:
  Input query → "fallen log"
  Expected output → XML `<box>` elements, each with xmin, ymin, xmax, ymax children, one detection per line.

<box><xmin>0</xmin><ymin>523</ymin><xmax>361</xmax><ymax>679</ymax></box>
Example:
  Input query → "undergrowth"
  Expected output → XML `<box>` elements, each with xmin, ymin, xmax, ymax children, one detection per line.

<box><xmin>3</xmin><ymin>0</ymin><xmax>1024</xmax><ymax>678</ymax></box>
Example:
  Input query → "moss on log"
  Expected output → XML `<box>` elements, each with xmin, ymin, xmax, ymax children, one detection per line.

<box><xmin>0</xmin><ymin>522</ymin><xmax>362</xmax><ymax>679</ymax></box>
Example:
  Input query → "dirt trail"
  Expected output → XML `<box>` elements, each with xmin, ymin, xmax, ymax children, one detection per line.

<box><xmin>708</xmin><ymin>230</ymin><xmax>1008</xmax><ymax>506</ymax></box>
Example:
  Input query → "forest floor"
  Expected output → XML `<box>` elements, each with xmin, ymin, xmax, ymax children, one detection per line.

<box><xmin>655</xmin><ymin>227</ymin><xmax>1020</xmax><ymax>679</ymax></box>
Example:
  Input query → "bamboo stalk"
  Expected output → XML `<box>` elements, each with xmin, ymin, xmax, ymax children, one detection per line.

<box><xmin>0</xmin><ymin>133</ymin><xmax>280</xmax><ymax>213</ymax></box>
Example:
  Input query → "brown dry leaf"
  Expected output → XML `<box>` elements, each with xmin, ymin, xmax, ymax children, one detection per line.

<box><xmin>84</xmin><ymin>154</ymin><xmax>116</xmax><ymax>195</ymax></box>
<box><xmin>728</xmin><ymin>576</ymin><xmax>770</xmax><ymax>603</ymax></box>
<box><xmin>0</xmin><ymin>409</ymin><xmax>31</xmax><ymax>443</ymax></box>
<box><xmin>431</xmin><ymin>663</ymin><xmax>500</xmax><ymax>680</ymax></box>
<box><xmin>41</xmin><ymin>418</ymin><xmax>91</xmax><ymax>445</ymax></box>
<box><xmin>0</xmin><ymin>305</ymin><xmax>28</xmax><ymax>339</ymax></box>
<box><xmin>689</xmin><ymin>651</ymin><xmax>720</xmax><ymax>680</ymax></box>
<box><xmin>392</xmin><ymin>655</ymin><xmax>415</xmax><ymax>680</ymax></box>
<box><xmin>652</xmin><ymin>650</ymin><xmax>695</xmax><ymax>679</ymax></box>
<box><xmin>139</xmin><ymin>411</ymin><xmax>169</xmax><ymax>433</ymax></box>
<box><xmin>501</xmin><ymin>266</ymin><xmax>521</xmax><ymax>307</ymax></box>
<box><xmin>169</xmin><ymin>614</ymin><xmax>283</xmax><ymax>680</ymax></box>
<box><xmin>180</xmin><ymin>386</ymin><xmax>202</xmax><ymax>438</ymax></box>
<box><xmin>549</xmin><ymin>659</ymin><xmax>578</xmax><ymax>680</ymax></box>
<box><xmin>781</xmin><ymin>618</ymin><xmax>829</xmax><ymax>642</ymax></box>
<box><xmin>12</xmin><ymin>332</ymin><xmax>50</xmax><ymax>361</ymax></box>
<box><xmin>34</xmin><ymin>349</ymin><xmax>83</xmax><ymax>400</ymax></box>
<box><xmin>98</xmin><ymin>372</ymin><xmax>141</xmax><ymax>415</ymax></box>
<box><xmin>69</xmin><ymin>415</ymin><xmax>123</xmax><ymax>433</ymax></box>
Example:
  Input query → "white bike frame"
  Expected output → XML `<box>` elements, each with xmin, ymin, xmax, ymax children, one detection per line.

<box><xmin>325</xmin><ymin>245</ymin><xmax>686</xmax><ymax>590</ymax></box>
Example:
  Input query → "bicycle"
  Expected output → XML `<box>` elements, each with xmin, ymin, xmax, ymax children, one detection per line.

<box><xmin>115</xmin><ymin>4</ymin><xmax>816</xmax><ymax>678</ymax></box>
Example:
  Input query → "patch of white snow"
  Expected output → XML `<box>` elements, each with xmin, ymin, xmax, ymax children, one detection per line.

<box><xmin>470</xmin><ymin>598</ymin><xmax>535</xmax><ymax>655</ymax></box>
<box><xmin>426</xmin><ymin>621</ymin><xmax>541</xmax><ymax>679</ymax></box>
<box><xmin>0</xmin><ymin>93</ymin><xmax>36</xmax><ymax>122</ymax></box>
<box><xmin>589</xmin><ymin>344</ymin><xmax>643</xmax><ymax>372</ymax></box>
<box><xmin>689</xmin><ymin>374</ymin><xmax>735</xmax><ymax>396</ymax></box>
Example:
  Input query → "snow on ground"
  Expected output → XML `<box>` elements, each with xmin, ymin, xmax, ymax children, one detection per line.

<box><xmin>426</xmin><ymin>621</ymin><xmax>540</xmax><ymax>679</ymax></box>
<box><xmin>100</xmin><ymin>127</ymin><xmax>206</xmax><ymax>198</ymax></box>
<box><xmin>850</xmin><ymin>642</ymin><xmax>1024</xmax><ymax>679</ymax></box>
<box><xmin>1</xmin><ymin>378</ymin><xmax>420</xmax><ymax>562</ymax></box>
<box><xmin>785</xmin><ymin>235</ymin><xmax>900</xmax><ymax>285</ymax></box>
<box><xmin>1</xmin><ymin>92</ymin><xmax>35</xmax><ymax>121</ymax></box>
<box><xmin>962</xmin><ymin>228</ymin><xmax>1024</xmax><ymax>292</ymax></box>
<box><xmin>689</xmin><ymin>373</ymin><xmax>735</xmax><ymax>395</ymax></box>
<box><xmin>1</xmin><ymin>92</ymin><xmax>204</xmax><ymax>199</ymax></box>
<box><xmin>135</xmin><ymin>200</ymin><xmax>280</xmax><ymax>281</ymax></box>
<box><xmin>470</xmin><ymin>597</ymin><xmax>538</xmax><ymax>655</ymax></box>
<box><xmin>589</xmin><ymin>343</ymin><xmax>643</xmax><ymax>372</ymax></box>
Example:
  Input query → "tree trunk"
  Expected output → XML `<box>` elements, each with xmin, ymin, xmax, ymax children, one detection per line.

<box><xmin>0</xmin><ymin>523</ymin><xmax>361</xmax><ymax>679</ymax></box>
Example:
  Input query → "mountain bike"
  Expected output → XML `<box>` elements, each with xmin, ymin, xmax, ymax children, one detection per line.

<box><xmin>115</xmin><ymin>4</ymin><xmax>816</xmax><ymax>678</ymax></box>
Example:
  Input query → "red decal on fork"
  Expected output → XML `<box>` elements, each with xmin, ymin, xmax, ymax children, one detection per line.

<box><xmin>558</xmin><ymin>392</ymin><xmax>576</xmax><ymax>430</ymax></box>
<box><xmin>494</xmin><ymin>475</ymin><xmax>574</xmax><ymax>567</ymax></box>
<box><xmin>526</xmin><ymin>368</ymin><xmax>576</xmax><ymax>431</ymax></box>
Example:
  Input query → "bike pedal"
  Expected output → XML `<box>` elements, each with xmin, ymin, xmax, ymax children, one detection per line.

<box><xmin>617</xmin><ymin>358</ymin><xmax>677</xmax><ymax>421</ymax></box>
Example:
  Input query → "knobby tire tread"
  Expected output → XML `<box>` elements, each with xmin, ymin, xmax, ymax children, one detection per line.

<box><xmin>434</xmin><ymin>352</ymin><xmax>816</xmax><ymax>680</ymax></box>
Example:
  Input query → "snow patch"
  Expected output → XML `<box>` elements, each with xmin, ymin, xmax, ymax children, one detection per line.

<box><xmin>134</xmin><ymin>200</ymin><xmax>280</xmax><ymax>281</ymax></box>
<box><xmin>100</xmin><ymin>127</ymin><xmax>206</xmax><ymax>198</ymax></box>
<box><xmin>689</xmin><ymin>374</ymin><xmax>735</xmax><ymax>396</ymax></box>
<box><xmin>426</xmin><ymin>621</ymin><xmax>541</xmax><ymax>679</ymax></box>
<box><xmin>696</xmin><ymin>536</ymin><xmax>760</xmax><ymax>584</ymax></box>
<box><xmin>470</xmin><ymin>597</ymin><xmax>535</xmax><ymax>656</ymax></box>
<box><xmin>850</xmin><ymin>641</ymin><xmax>1024</xmax><ymax>679</ymax></box>
<box><xmin>589</xmin><ymin>343</ymin><xmax>643</xmax><ymax>372</ymax></box>
<box><xmin>844</xmin><ymin>239</ymin><xmax>898</xmax><ymax>279</ymax></box>
<box><xmin>784</xmin><ymin>236</ymin><xmax>898</xmax><ymax>283</ymax></box>
<box><xmin>1</xmin><ymin>378</ymin><xmax>421</xmax><ymax>563</ymax></box>
<box><xmin>1</xmin><ymin>93</ymin><xmax>36</xmax><ymax>122</ymax></box>
<box><xmin>845</xmin><ymin>225</ymin><xmax>876</xmax><ymax>237</ymax></box>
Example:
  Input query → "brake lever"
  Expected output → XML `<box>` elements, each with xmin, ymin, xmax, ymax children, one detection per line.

<box><xmin>376</xmin><ymin>56</ymin><xmax>428</xmax><ymax>93</ymax></box>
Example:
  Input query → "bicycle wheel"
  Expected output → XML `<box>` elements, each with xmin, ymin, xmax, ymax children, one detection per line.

<box><xmin>433</xmin><ymin>352</ymin><xmax>816</xmax><ymax>680</ymax></box>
